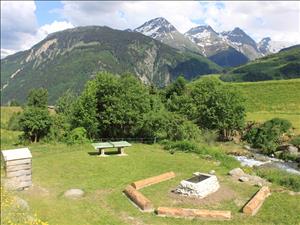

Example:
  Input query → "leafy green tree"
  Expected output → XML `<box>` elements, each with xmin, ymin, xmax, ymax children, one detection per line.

<box><xmin>55</xmin><ymin>90</ymin><xmax>77</xmax><ymax>116</ymax></box>
<box><xmin>19</xmin><ymin>88</ymin><xmax>52</xmax><ymax>143</ymax></box>
<box><xmin>27</xmin><ymin>88</ymin><xmax>48</xmax><ymax>108</ymax></box>
<box><xmin>190</xmin><ymin>77</ymin><xmax>245</xmax><ymax>140</ymax></box>
<box><xmin>72</xmin><ymin>72</ymin><xmax>152</xmax><ymax>138</ymax></box>
<box><xmin>165</xmin><ymin>76</ymin><xmax>187</xmax><ymax>99</ymax></box>
<box><xmin>19</xmin><ymin>107</ymin><xmax>52</xmax><ymax>143</ymax></box>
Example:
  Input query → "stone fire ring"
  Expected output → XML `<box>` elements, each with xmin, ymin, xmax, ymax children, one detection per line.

<box><xmin>123</xmin><ymin>171</ymin><xmax>232</xmax><ymax>220</ymax></box>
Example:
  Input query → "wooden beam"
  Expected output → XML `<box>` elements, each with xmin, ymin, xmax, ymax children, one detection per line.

<box><xmin>156</xmin><ymin>207</ymin><xmax>232</xmax><ymax>220</ymax></box>
<box><xmin>124</xmin><ymin>185</ymin><xmax>154</xmax><ymax>212</ymax></box>
<box><xmin>243</xmin><ymin>186</ymin><xmax>271</xmax><ymax>216</ymax></box>
<box><xmin>131</xmin><ymin>172</ymin><xmax>176</xmax><ymax>190</ymax></box>
<box><xmin>6</xmin><ymin>159</ymin><xmax>31</xmax><ymax>166</ymax></box>
<box><xmin>6</xmin><ymin>164</ymin><xmax>31</xmax><ymax>172</ymax></box>
<box><xmin>6</xmin><ymin>169</ymin><xmax>31</xmax><ymax>178</ymax></box>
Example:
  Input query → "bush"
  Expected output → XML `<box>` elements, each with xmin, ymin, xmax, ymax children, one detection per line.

<box><xmin>290</xmin><ymin>136</ymin><xmax>300</xmax><ymax>147</ymax></box>
<box><xmin>202</xmin><ymin>130</ymin><xmax>218</xmax><ymax>145</ymax></box>
<box><xmin>166</xmin><ymin>113</ymin><xmax>201</xmax><ymax>141</ymax></box>
<box><xmin>7</xmin><ymin>112</ymin><xmax>22</xmax><ymax>131</ymax></box>
<box><xmin>244</xmin><ymin>118</ymin><xmax>292</xmax><ymax>154</ymax></box>
<box><xmin>66</xmin><ymin>127</ymin><xmax>89</xmax><ymax>145</ymax></box>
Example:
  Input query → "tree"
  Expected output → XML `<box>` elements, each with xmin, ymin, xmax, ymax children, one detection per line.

<box><xmin>19</xmin><ymin>107</ymin><xmax>52</xmax><ymax>142</ymax></box>
<box><xmin>165</xmin><ymin>76</ymin><xmax>187</xmax><ymax>99</ymax></box>
<box><xmin>19</xmin><ymin>88</ymin><xmax>52</xmax><ymax>143</ymax></box>
<box><xmin>72</xmin><ymin>72</ymin><xmax>152</xmax><ymax>138</ymax></box>
<box><xmin>55</xmin><ymin>90</ymin><xmax>76</xmax><ymax>116</ymax></box>
<box><xmin>190</xmin><ymin>77</ymin><xmax>245</xmax><ymax>140</ymax></box>
<box><xmin>27</xmin><ymin>88</ymin><xmax>48</xmax><ymax>108</ymax></box>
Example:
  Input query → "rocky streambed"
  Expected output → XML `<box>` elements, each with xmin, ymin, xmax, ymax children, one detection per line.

<box><xmin>233</xmin><ymin>152</ymin><xmax>300</xmax><ymax>175</ymax></box>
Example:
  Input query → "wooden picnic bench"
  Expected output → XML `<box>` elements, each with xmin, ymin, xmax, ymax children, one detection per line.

<box><xmin>91</xmin><ymin>141</ymin><xmax>132</xmax><ymax>156</ymax></box>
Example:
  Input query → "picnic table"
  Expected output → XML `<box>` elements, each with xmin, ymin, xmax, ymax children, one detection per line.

<box><xmin>91</xmin><ymin>141</ymin><xmax>132</xmax><ymax>156</ymax></box>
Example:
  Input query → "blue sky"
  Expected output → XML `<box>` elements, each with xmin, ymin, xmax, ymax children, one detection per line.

<box><xmin>1</xmin><ymin>1</ymin><xmax>299</xmax><ymax>58</ymax></box>
<box><xmin>35</xmin><ymin>1</ymin><xmax>63</xmax><ymax>26</ymax></box>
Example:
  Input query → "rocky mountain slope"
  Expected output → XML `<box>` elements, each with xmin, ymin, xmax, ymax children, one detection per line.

<box><xmin>135</xmin><ymin>17</ymin><xmax>297</xmax><ymax>67</ymax></box>
<box><xmin>134</xmin><ymin>17</ymin><xmax>202</xmax><ymax>54</ymax></box>
<box><xmin>1</xmin><ymin>26</ymin><xmax>221</xmax><ymax>104</ymax></box>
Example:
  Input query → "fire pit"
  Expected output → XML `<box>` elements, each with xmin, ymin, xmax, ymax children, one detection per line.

<box><xmin>174</xmin><ymin>172</ymin><xmax>220</xmax><ymax>198</ymax></box>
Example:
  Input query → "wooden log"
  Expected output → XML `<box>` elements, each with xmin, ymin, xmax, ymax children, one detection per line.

<box><xmin>16</xmin><ymin>175</ymin><xmax>32</xmax><ymax>182</ymax></box>
<box><xmin>243</xmin><ymin>186</ymin><xmax>271</xmax><ymax>216</ymax></box>
<box><xmin>6</xmin><ymin>169</ymin><xmax>31</xmax><ymax>178</ymax></box>
<box><xmin>19</xmin><ymin>180</ymin><xmax>32</xmax><ymax>188</ymax></box>
<box><xmin>131</xmin><ymin>172</ymin><xmax>176</xmax><ymax>190</ymax></box>
<box><xmin>156</xmin><ymin>207</ymin><xmax>232</xmax><ymax>220</ymax></box>
<box><xmin>6</xmin><ymin>159</ymin><xmax>31</xmax><ymax>166</ymax></box>
<box><xmin>124</xmin><ymin>185</ymin><xmax>154</xmax><ymax>212</ymax></box>
<box><xmin>6</xmin><ymin>164</ymin><xmax>31</xmax><ymax>172</ymax></box>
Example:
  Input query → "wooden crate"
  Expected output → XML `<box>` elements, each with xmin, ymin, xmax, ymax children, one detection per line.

<box><xmin>1</xmin><ymin>148</ymin><xmax>32</xmax><ymax>190</ymax></box>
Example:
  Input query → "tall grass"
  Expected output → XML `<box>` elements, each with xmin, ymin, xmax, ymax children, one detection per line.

<box><xmin>256</xmin><ymin>167</ymin><xmax>300</xmax><ymax>192</ymax></box>
<box><xmin>160</xmin><ymin>140</ymin><xmax>239</xmax><ymax>169</ymax></box>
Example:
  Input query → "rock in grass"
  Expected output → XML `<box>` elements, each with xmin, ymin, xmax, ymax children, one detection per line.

<box><xmin>229</xmin><ymin>168</ymin><xmax>245</xmax><ymax>177</ymax></box>
<box><xmin>64</xmin><ymin>189</ymin><xmax>84</xmax><ymax>199</ymax></box>
<box><xmin>13</xmin><ymin>196</ymin><xmax>29</xmax><ymax>210</ymax></box>
<box><xmin>239</xmin><ymin>176</ymin><xmax>249</xmax><ymax>182</ymax></box>
<box><xmin>209</xmin><ymin>170</ymin><xmax>216</xmax><ymax>175</ymax></box>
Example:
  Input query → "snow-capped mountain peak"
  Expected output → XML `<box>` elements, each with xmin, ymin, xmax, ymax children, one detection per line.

<box><xmin>185</xmin><ymin>25</ymin><xmax>218</xmax><ymax>39</ymax></box>
<box><xmin>134</xmin><ymin>17</ymin><xmax>177</xmax><ymax>39</ymax></box>
<box><xmin>258</xmin><ymin>37</ymin><xmax>296</xmax><ymax>55</ymax></box>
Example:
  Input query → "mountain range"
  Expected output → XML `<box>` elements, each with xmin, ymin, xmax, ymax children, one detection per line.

<box><xmin>1</xmin><ymin>17</ymin><xmax>298</xmax><ymax>104</ymax></box>
<box><xmin>1</xmin><ymin>26</ymin><xmax>220</xmax><ymax>104</ymax></box>
<box><xmin>134</xmin><ymin>17</ymin><xmax>295</xmax><ymax>67</ymax></box>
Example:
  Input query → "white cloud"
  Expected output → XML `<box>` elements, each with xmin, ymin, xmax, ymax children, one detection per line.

<box><xmin>60</xmin><ymin>1</ymin><xmax>300</xmax><ymax>43</ymax></box>
<box><xmin>1</xmin><ymin>1</ymin><xmax>299</xmax><ymax>58</ymax></box>
<box><xmin>1</xmin><ymin>1</ymin><xmax>73</xmax><ymax>58</ymax></box>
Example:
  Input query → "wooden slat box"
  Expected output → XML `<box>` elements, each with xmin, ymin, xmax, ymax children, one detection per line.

<box><xmin>1</xmin><ymin>148</ymin><xmax>32</xmax><ymax>190</ymax></box>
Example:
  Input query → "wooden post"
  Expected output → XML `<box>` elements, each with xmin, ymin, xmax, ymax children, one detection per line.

<box><xmin>131</xmin><ymin>172</ymin><xmax>176</xmax><ymax>190</ymax></box>
<box><xmin>156</xmin><ymin>207</ymin><xmax>231</xmax><ymax>220</ymax></box>
<box><xmin>124</xmin><ymin>185</ymin><xmax>154</xmax><ymax>212</ymax></box>
<box><xmin>243</xmin><ymin>186</ymin><xmax>271</xmax><ymax>216</ymax></box>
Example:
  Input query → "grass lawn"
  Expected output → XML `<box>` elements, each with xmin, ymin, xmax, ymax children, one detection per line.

<box><xmin>1</xmin><ymin>142</ymin><xmax>300</xmax><ymax>225</ymax></box>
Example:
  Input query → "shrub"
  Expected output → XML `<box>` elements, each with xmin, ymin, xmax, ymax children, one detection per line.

<box><xmin>244</xmin><ymin>118</ymin><xmax>292</xmax><ymax>154</ymax></box>
<box><xmin>66</xmin><ymin>127</ymin><xmax>89</xmax><ymax>145</ymax></box>
<box><xmin>290</xmin><ymin>136</ymin><xmax>300</xmax><ymax>147</ymax></box>
<box><xmin>165</xmin><ymin>113</ymin><xmax>201</xmax><ymax>141</ymax></box>
<box><xmin>7</xmin><ymin>112</ymin><xmax>22</xmax><ymax>131</ymax></box>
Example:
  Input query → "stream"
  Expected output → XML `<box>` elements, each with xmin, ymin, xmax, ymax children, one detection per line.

<box><xmin>234</xmin><ymin>152</ymin><xmax>300</xmax><ymax>175</ymax></box>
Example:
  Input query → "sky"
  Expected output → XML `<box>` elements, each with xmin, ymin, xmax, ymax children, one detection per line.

<box><xmin>1</xmin><ymin>1</ymin><xmax>300</xmax><ymax>58</ymax></box>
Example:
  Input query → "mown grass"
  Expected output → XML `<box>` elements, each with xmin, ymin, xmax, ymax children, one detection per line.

<box><xmin>1</xmin><ymin>107</ymin><xmax>300</xmax><ymax>224</ymax></box>
<box><xmin>231</xmin><ymin>79</ymin><xmax>300</xmax><ymax>113</ymax></box>
<box><xmin>0</xmin><ymin>142</ymin><xmax>299</xmax><ymax>225</ymax></box>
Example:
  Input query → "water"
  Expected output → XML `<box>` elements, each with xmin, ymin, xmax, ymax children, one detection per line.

<box><xmin>234</xmin><ymin>153</ymin><xmax>300</xmax><ymax>175</ymax></box>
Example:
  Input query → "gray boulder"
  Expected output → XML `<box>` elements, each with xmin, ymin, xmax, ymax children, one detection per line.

<box><xmin>229</xmin><ymin>168</ymin><xmax>245</xmax><ymax>177</ymax></box>
<box><xmin>64</xmin><ymin>189</ymin><xmax>85</xmax><ymax>199</ymax></box>
<box><xmin>287</xmin><ymin>145</ymin><xmax>299</xmax><ymax>155</ymax></box>
<box><xmin>13</xmin><ymin>196</ymin><xmax>29</xmax><ymax>210</ymax></box>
